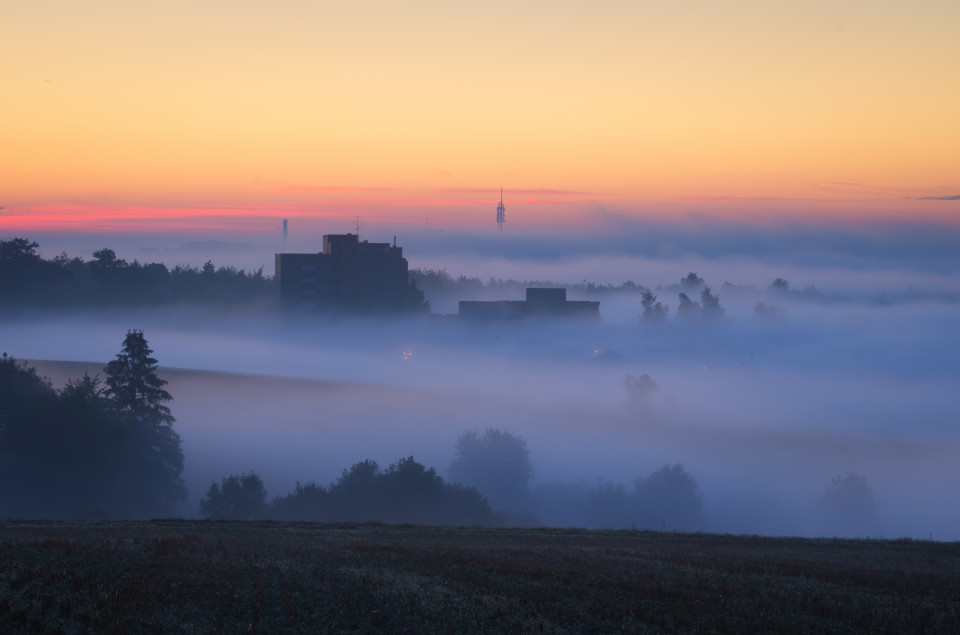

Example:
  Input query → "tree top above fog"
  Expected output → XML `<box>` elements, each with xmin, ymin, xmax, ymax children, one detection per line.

<box><xmin>104</xmin><ymin>330</ymin><xmax>173</xmax><ymax>426</ymax></box>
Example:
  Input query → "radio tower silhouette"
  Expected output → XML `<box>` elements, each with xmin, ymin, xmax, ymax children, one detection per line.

<box><xmin>496</xmin><ymin>187</ymin><xmax>505</xmax><ymax>232</ymax></box>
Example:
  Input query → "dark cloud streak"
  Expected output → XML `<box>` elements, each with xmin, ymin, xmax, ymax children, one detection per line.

<box><xmin>403</xmin><ymin>215</ymin><xmax>960</xmax><ymax>275</ymax></box>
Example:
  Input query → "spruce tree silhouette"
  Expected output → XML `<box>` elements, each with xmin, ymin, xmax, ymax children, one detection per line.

<box><xmin>104</xmin><ymin>330</ymin><xmax>173</xmax><ymax>424</ymax></box>
<box><xmin>103</xmin><ymin>330</ymin><xmax>185</xmax><ymax>514</ymax></box>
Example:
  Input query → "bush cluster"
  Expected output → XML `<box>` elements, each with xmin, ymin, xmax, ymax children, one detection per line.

<box><xmin>204</xmin><ymin>458</ymin><xmax>501</xmax><ymax>526</ymax></box>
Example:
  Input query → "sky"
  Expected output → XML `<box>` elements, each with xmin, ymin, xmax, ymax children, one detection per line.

<box><xmin>3</xmin><ymin>0</ymin><xmax>960</xmax><ymax>238</ymax></box>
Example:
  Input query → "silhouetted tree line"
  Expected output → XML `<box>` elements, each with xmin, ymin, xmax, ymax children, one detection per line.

<box><xmin>0</xmin><ymin>238</ymin><xmax>273</xmax><ymax>311</ymax></box>
<box><xmin>447</xmin><ymin>428</ymin><xmax>704</xmax><ymax>530</ymax></box>
<box><xmin>411</xmin><ymin>268</ymin><xmax>647</xmax><ymax>303</ymax></box>
<box><xmin>413</xmin><ymin>267</ymin><xmax>872</xmax><ymax>322</ymax></box>
<box><xmin>200</xmin><ymin>472</ymin><xmax>269</xmax><ymax>521</ymax></box>
<box><xmin>531</xmin><ymin>465</ymin><xmax>705</xmax><ymax>531</ymax></box>
<box><xmin>200</xmin><ymin>428</ymin><xmax>707</xmax><ymax>530</ymax></box>
<box><xmin>202</xmin><ymin>458</ymin><xmax>502</xmax><ymax>526</ymax></box>
<box><xmin>412</xmin><ymin>267</ymin><xmax>731</xmax><ymax>323</ymax></box>
<box><xmin>0</xmin><ymin>331</ymin><xmax>185</xmax><ymax>518</ymax></box>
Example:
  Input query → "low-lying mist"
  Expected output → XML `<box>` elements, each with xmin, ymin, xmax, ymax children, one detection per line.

<box><xmin>8</xmin><ymin>270</ymin><xmax>957</xmax><ymax>539</ymax></box>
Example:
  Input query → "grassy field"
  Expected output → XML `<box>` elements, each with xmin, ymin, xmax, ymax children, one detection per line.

<box><xmin>1</xmin><ymin>520</ymin><xmax>957</xmax><ymax>633</ymax></box>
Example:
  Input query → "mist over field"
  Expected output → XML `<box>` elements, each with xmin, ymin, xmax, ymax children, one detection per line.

<box><xmin>6</xmin><ymin>232</ymin><xmax>960</xmax><ymax>539</ymax></box>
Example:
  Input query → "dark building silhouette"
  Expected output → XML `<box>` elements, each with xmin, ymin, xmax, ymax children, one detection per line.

<box><xmin>459</xmin><ymin>288</ymin><xmax>599</xmax><ymax>321</ymax></box>
<box><xmin>275</xmin><ymin>234</ymin><xmax>425</xmax><ymax>313</ymax></box>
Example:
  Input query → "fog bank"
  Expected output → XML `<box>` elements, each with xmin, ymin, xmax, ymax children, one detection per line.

<box><xmin>10</xmin><ymin>286</ymin><xmax>958</xmax><ymax>538</ymax></box>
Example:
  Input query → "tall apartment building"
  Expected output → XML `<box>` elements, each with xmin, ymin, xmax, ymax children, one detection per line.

<box><xmin>275</xmin><ymin>234</ymin><xmax>425</xmax><ymax>313</ymax></box>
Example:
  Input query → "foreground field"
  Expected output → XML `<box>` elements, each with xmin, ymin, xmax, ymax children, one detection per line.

<box><xmin>1</xmin><ymin>521</ymin><xmax>958</xmax><ymax>633</ymax></box>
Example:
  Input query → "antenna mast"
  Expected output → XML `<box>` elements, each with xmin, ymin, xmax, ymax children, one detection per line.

<box><xmin>496</xmin><ymin>187</ymin><xmax>505</xmax><ymax>232</ymax></box>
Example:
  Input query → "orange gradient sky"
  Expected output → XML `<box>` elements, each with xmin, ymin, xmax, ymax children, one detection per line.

<box><xmin>3</xmin><ymin>0</ymin><xmax>959</xmax><ymax>234</ymax></box>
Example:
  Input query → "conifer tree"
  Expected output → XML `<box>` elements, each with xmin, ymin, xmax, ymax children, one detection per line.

<box><xmin>103</xmin><ymin>330</ymin><xmax>186</xmax><ymax>513</ymax></box>
<box><xmin>104</xmin><ymin>329</ymin><xmax>173</xmax><ymax>424</ymax></box>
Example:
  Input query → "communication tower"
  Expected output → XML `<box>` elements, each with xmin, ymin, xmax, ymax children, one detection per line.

<box><xmin>496</xmin><ymin>187</ymin><xmax>505</xmax><ymax>232</ymax></box>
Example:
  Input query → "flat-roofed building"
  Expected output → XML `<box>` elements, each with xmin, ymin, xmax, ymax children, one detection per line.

<box><xmin>275</xmin><ymin>234</ymin><xmax>425</xmax><ymax>314</ymax></box>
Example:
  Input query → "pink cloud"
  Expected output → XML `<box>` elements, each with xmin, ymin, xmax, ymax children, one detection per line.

<box><xmin>280</xmin><ymin>185</ymin><xmax>394</xmax><ymax>193</ymax></box>
<box><xmin>441</xmin><ymin>188</ymin><xmax>595</xmax><ymax>196</ymax></box>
